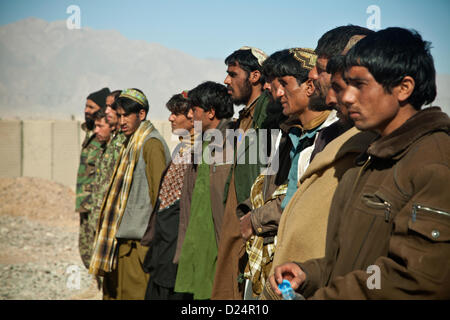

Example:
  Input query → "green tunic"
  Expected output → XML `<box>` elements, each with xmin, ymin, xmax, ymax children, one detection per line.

<box><xmin>174</xmin><ymin>141</ymin><xmax>218</xmax><ymax>299</ymax></box>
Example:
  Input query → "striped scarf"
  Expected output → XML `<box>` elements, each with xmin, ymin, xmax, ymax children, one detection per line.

<box><xmin>89</xmin><ymin>120</ymin><xmax>154</xmax><ymax>276</ymax></box>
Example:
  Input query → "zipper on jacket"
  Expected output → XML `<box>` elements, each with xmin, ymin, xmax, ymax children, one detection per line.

<box><xmin>412</xmin><ymin>204</ymin><xmax>450</xmax><ymax>222</ymax></box>
<box><xmin>362</xmin><ymin>193</ymin><xmax>392</xmax><ymax>222</ymax></box>
<box><xmin>383</xmin><ymin>200</ymin><xmax>392</xmax><ymax>222</ymax></box>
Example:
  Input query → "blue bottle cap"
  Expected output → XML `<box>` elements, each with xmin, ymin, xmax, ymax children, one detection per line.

<box><xmin>278</xmin><ymin>279</ymin><xmax>296</xmax><ymax>300</ymax></box>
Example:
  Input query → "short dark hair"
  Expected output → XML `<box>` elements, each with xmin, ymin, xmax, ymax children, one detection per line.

<box><xmin>115</xmin><ymin>88</ymin><xmax>149</xmax><ymax>118</ymax></box>
<box><xmin>166</xmin><ymin>93</ymin><xmax>192</xmax><ymax>116</ymax></box>
<box><xmin>326</xmin><ymin>54</ymin><xmax>346</xmax><ymax>75</ymax></box>
<box><xmin>188</xmin><ymin>81</ymin><xmax>234</xmax><ymax>119</ymax></box>
<box><xmin>108</xmin><ymin>90</ymin><xmax>122</xmax><ymax>111</ymax></box>
<box><xmin>225</xmin><ymin>49</ymin><xmax>265</xmax><ymax>84</ymax></box>
<box><xmin>344</xmin><ymin>27</ymin><xmax>436</xmax><ymax>110</ymax></box>
<box><xmin>316</xmin><ymin>25</ymin><xmax>374</xmax><ymax>59</ymax></box>
<box><xmin>265</xmin><ymin>49</ymin><xmax>311</xmax><ymax>85</ymax></box>
<box><xmin>92</xmin><ymin>107</ymin><xmax>107</xmax><ymax>121</ymax></box>
<box><xmin>110</xmin><ymin>100</ymin><xmax>119</xmax><ymax>111</ymax></box>
<box><xmin>109</xmin><ymin>90</ymin><xmax>122</xmax><ymax>99</ymax></box>
<box><xmin>261</xmin><ymin>50</ymin><xmax>287</xmax><ymax>80</ymax></box>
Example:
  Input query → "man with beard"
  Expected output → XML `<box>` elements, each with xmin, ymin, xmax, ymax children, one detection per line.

<box><xmin>308</xmin><ymin>25</ymin><xmax>374</xmax><ymax>111</ymax></box>
<box><xmin>237</xmin><ymin>48</ymin><xmax>325</xmax><ymax>298</ymax></box>
<box><xmin>263</xmin><ymin>30</ymin><xmax>377</xmax><ymax>300</ymax></box>
<box><xmin>76</xmin><ymin>87</ymin><xmax>110</xmax><ymax>271</ymax></box>
<box><xmin>212</xmin><ymin>46</ymin><xmax>273</xmax><ymax>299</ymax></box>
<box><xmin>305</xmin><ymin>26</ymin><xmax>374</xmax><ymax>171</ymax></box>
<box><xmin>270</xmin><ymin>27</ymin><xmax>449</xmax><ymax>300</ymax></box>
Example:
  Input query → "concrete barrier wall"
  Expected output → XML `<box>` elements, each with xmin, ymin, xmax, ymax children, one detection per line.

<box><xmin>22</xmin><ymin>121</ymin><xmax>53</xmax><ymax>180</ymax></box>
<box><xmin>0</xmin><ymin>120</ymin><xmax>22</xmax><ymax>177</ymax></box>
<box><xmin>0</xmin><ymin>119</ymin><xmax>174</xmax><ymax>191</ymax></box>
<box><xmin>53</xmin><ymin>121</ymin><xmax>81</xmax><ymax>189</ymax></box>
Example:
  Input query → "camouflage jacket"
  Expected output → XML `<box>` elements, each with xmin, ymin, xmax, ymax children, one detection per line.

<box><xmin>91</xmin><ymin>130</ymin><xmax>126</xmax><ymax>216</ymax></box>
<box><xmin>75</xmin><ymin>123</ymin><xmax>103</xmax><ymax>213</ymax></box>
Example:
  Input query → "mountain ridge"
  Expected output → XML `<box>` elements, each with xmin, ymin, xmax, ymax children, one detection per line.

<box><xmin>0</xmin><ymin>18</ymin><xmax>227</xmax><ymax>120</ymax></box>
<box><xmin>0</xmin><ymin>17</ymin><xmax>449</xmax><ymax>120</ymax></box>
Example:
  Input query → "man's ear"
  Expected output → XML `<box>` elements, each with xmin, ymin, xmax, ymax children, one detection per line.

<box><xmin>305</xmin><ymin>79</ymin><xmax>316</xmax><ymax>97</ymax></box>
<box><xmin>249</xmin><ymin>70</ymin><xmax>261</xmax><ymax>85</ymax></box>
<box><xmin>397</xmin><ymin>76</ymin><xmax>415</xmax><ymax>104</ymax></box>
<box><xmin>207</xmin><ymin>108</ymin><xmax>216</xmax><ymax>120</ymax></box>
<box><xmin>139</xmin><ymin>109</ymin><xmax>146</xmax><ymax>121</ymax></box>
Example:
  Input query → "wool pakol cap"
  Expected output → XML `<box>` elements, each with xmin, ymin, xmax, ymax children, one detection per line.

<box><xmin>239</xmin><ymin>46</ymin><xmax>268</xmax><ymax>66</ymax></box>
<box><xmin>119</xmin><ymin>88</ymin><xmax>149</xmax><ymax>107</ymax></box>
<box><xmin>87</xmin><ymin>87</ymin><xmax>111</xmax><ymax>109</ymax></box>
<box><xmin>288</xmin><ymin>48</ymin><xmax>317</xmax><ymax>70</ymax></box>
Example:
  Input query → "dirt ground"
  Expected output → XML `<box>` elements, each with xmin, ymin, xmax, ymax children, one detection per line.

<box><xmin>0</xmin><ymin>176</ymin><xmax>101</xmax><ymax>300</ymax></box>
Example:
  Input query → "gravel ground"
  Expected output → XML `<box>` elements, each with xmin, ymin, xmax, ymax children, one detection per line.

<box><xmin>0</xmin><ymin>177</ymin><xmax>101</xmax><ymax>300</ymax></box>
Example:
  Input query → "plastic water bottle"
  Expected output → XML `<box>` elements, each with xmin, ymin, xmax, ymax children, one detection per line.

<box><xmin>278</xmin><ymin>279</ymin><xmax>305</xmax><ymax>300</ymax></box>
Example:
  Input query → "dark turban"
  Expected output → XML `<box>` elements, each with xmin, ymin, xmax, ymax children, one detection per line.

<box><xmin>87</xmin><ymin>87</ymin><xmax>111</xmax><ymax>109</ymax></box>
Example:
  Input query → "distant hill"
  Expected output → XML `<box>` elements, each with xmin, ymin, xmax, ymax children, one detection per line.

<box><xmin>0</xmin><ymin>17</ymin><xmax>449</xmax><ymax>120</ymax></box>
<box><xmin>0</xmin><ymin>18</ymin><xmax>226</xmax><ymax>120</ymax></box>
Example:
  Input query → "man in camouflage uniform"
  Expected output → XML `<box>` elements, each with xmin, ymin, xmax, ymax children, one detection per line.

<box><xmin>90</xmin><ymin>103</ymin><xmax>126</xmax><ymax>259</ymax></box>
<box><xmin>92</xmin><ymin>122</ymin><xmax>125</xmax><ymax>216</ymax></box>
<box><xmin>76</xmin><ymin>107</ymin><xmax>125</xmax><ymax>283</ymax></box>
<box><xmin>92</xmin><ymin>91</ymin><xmax>124</xmax><ymax>215</ymax></box>
<box><xmin>76</xmin><ymin>87</ymin><xmax>110</xmax><ymax>270</ymax></box>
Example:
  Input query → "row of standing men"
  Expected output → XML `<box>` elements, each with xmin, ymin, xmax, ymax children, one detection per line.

<box><xmin>75</xmin><ymin>25</ymin><xmax>450</xmax><ymax>300</ymax></box>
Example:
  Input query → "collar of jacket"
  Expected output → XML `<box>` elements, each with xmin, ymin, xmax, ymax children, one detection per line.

<box><xmin>238</xmin><ymin>95</ymin><xmax>259</xmax><ymax>119</ymax></box>
<box><xmin>301</xmin><ymin>110</ymin><xmax>331</xmax><ymax>131</ymax></box>
<box><xmin>237</xmin><ymin>91</ymin><xmax>271</xmax><ymax>130</ymax></box>
<box><xmin>279</xmin><ymin>110</ymin><xmax>332</xmax><ymax>134</ymax></box>
<box><xmin>189</xmin><ymin>118</ymin><xmax>234</xmax><ymax>157</ymax></box>
<box><xmin>366</xmin><ymin>106</ymin><xmax>450</xmax><ymax>160</ymax></box>
<box><xmin>216</xmin><ymin>117</ymin><xmax>235</xmax><ymax>135</ymax></box>
<box><xmin>279</xmin><ymin>115</ymin><xmax>302</xmax><ymax>133</ymax></box>
<box><xmin>300</xmin><ymin>127</ymin><xmax>376</xmax><ymax>183</ymax></box>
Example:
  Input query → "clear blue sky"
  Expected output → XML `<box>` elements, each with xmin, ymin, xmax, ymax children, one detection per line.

<box><xmin>1</xmin><ymin>0</ymin><xmax>449</xmax><ymax>73</ymax></box>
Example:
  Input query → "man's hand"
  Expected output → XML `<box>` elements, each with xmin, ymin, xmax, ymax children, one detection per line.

<box><xmin>269</xmin><ymin>262</ymin><xmax>306</xmax><ymax>296</ymax></box>
<box><xmin>239</xmin><ymin>212</ymin><xmax>254</xmax><ymax>241</ymax></box>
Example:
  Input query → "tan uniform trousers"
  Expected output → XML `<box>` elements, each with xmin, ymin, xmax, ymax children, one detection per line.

<box><xmin>102</xmin><ymin>239</ymin><xmax>150</xmax><ymax>300</ymax></box>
